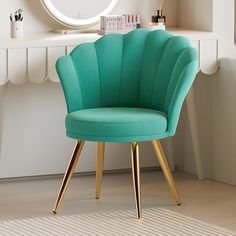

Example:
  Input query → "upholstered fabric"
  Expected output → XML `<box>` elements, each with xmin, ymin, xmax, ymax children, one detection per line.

<box><xmin>66</xmin><ymin>107</ymin><xmax>168</xmax><ymax>142</ymax></box>
<box><xmin>56</xmin><ymin>29</ymin><xmax>198</xmax><ymax>142</ymax></box>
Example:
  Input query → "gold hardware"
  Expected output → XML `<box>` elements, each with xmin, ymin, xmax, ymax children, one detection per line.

<box><xmin>52</xmin><ymin>139</ymin><xmax>180</xmax><ymax>217</ymax></box>
<box><xmin>152</xmin><ymin>140</ymin><xmax>181</xmax><ymax>205</ymax></box>
<box><xmin>96</xmin><ymin>142</ymin><xmax>105</xmax><ymax>199</ymax></box>
<box><xmin>130</xmin><ymin>142</ymin><xmax>142</xmax><ymax>219</ymax></box>
<box><xmin>53</xmin><ymin>140</ymin><xmax>85</xmax><ymax>214</ymax></box>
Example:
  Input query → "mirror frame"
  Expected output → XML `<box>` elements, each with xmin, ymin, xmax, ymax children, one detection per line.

<box><xmin>41</xmin><ymin>0</ymin><xmax>119</xmax><ymax>28</ymax></box>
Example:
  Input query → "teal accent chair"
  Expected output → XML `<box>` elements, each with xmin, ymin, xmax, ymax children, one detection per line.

<box><xmin>53</xmin><ymin>29</ymin><xmax>198</xmax><ymax>219</ymax></box>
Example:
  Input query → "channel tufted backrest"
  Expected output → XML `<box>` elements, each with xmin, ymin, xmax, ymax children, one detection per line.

<box><xmin>56</xmin><ymin>29</ymin><xmax>198</xmax><ymax>134</ymax></box>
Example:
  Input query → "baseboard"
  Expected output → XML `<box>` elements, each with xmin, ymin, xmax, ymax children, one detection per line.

<box><xmin>0</xmin><ymin>166</ymin><xmax>174</xmax><ymax>183</ymax></box>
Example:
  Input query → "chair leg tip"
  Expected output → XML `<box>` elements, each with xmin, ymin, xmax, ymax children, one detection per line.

<box><xmin>177</xmin><ymin>202</ymin><xmax>182</xmax><ymax>206</ymax></box>
<box><xmin>137</xmin><ymin>214</ymin><xmax>142</xmax><ymax>219</ymax></box>
<box><xmin>52</xmin><ymin>210</ymin><xmax>57</xmax><ymax>215</ymax></box>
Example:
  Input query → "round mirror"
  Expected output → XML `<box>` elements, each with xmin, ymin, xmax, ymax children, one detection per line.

<box><xmin>41</xmin><ymin>0</ymin><xmax>119</xmax><ymax>28</ymax></box>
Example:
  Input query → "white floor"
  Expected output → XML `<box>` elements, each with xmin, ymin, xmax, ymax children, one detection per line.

<box><xmin>0</xmin><ymin>170</ymin><xmax>236</xmax><ymax>232</ymax></box>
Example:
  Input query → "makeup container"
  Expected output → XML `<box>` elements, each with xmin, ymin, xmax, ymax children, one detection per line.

<box><xmin>11</xmin><ymin>21</ymin><xmax>23</xmax><ymax>38</ymax></box>
<box><xmin>10</xmin><ymin>9</ymin><xmax>24</xmax><ymax>38</ymax></box>
<box><xmin>151</xmin><ymin>10</ymin><xmax>166</xmax><ymax>25</ymax></box>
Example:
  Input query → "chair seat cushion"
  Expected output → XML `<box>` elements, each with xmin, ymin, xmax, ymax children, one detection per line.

<box><xmin>65</xmin><ymin>107</ymin><xmax>168</xmax><ymax>142</ymax></box>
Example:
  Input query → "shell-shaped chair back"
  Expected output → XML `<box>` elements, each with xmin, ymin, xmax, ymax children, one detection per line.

<box><xmin>56</xmin><ymin>29</ymin><xmax>198</xmax><ymax>135</ymax></box>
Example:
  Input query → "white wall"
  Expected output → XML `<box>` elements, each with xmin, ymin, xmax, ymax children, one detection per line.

<box><xmin>210</xmin><ymin>64</ymin><xmax>236</xmax><ymax>185</ymax></box>
<box><xmin>204</xmin><ymin>0</ymin><xmax>236</xmax><ymax>185</ymax></box>
<box><xmin>0</xmin><ymin>0</ymin><xmax>178</xmax><ymax>178</ymax></box>
<box><xmin>180</xmin><ymin>63</ymin><xmax>236</xmax><ymax>186</ymax></box>
<box><xmin>176</xmin><ymin>0</ymin><xmax>236</xmax><ymax>186</ymax></box>
<box><xmin>213</xmin><ymin>0</ymin><xmax>236</xmax><ymax>58</ymax></box>
<box><xmin>178</xmin><ymin>0</ymin><xmax>213</xmax><ymax>31</ymax></box>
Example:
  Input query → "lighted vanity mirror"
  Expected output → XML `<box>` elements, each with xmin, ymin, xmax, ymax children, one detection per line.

<box><xmin>41</xmin><ymin>0</ymin><xmax>119</xmax><ymax>29</ymax></box>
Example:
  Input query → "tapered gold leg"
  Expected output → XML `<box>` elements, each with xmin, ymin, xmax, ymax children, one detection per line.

<box><xmin>152</xmin><ymin>140</ymin><xmax>181</xmax><ymax>205</ymax></box>
<box><xmin>96</xmin><ymin>142</ymin><xmax>105</xmax><ymax>199</ymax></box>
<box><xmin>53</xmin><ymin>141</ymin><xmax>85</xmax><ymax>214</ymax></box>
<box><xmin>130</xmin><ymin>142</ymin><xmax>142</xmax><ymax>219</ymax></box>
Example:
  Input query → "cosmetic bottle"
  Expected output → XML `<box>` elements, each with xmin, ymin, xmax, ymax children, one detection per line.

<box><xmin>152</xmin><ymin>10</ymin><xmax>166</xmax><ymax>25</ymax></box>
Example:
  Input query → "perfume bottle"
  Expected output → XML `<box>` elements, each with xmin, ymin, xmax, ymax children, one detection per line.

<box><xmin>152</xmin><ymin>10</ymin><xmax>166</xmax><ymax>25</ymax></box>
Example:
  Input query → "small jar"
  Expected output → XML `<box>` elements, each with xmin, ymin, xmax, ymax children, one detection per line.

<box><xmin>11</xmin><ymin>21</ymin><xmax>23</xmax><ymax>38</ymax></box>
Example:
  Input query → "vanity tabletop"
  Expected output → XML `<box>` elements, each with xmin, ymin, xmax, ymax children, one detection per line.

<box><xmin>0</xmin><ymin>32</ymin><xmax>101</xmax><ymax>48</ymax></box>
<box><xmin>0</xmin><ymin>28</ymin><xmax>218</xmax><ymax>49</ymax></box>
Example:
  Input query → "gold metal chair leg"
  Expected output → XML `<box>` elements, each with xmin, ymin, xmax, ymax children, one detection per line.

<box><xmin>152</xmin><ymin>140</ymin><xmax>181</xmax><ymax>205</ymax></box>
<box><xmin>96</xmin><ymin>142</ymin><xmax>105</xmax><ymax>199</ymax></box>
<box><xmin>130</xmin><ymin>142</ymin><xmax>142</xmax><ymax>219</ymax></box>
<box><xmin>53</xmin><ymin>140</ymin><xmax>85</xmax><ymax>214</ymax></box>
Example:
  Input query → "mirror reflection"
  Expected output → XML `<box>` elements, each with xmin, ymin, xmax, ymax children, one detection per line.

<box><xmin>50</xmin><ymin>0</ymin><xmax>112</xmax><ymax>19</ymax></box>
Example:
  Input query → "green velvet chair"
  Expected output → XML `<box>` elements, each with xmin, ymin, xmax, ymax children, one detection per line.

<box><xmin>53</xmin><ymin>29</ymin><xmax>198</xmax><ymax>219</ymax></box>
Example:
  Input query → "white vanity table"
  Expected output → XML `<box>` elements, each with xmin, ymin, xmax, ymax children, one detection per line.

<box><xmin>0</xmin><ymin>28</ymin><xmax>218</xmax><ymax>179</ymax></box>
<box><xmin>0</xmin><ymin>0</ymin><xmax>221</xmax><ymax>180</ymax></box>
<box><xmin>0</xmin><ymin>28</ymin><xmax>218</xmax><ymax>85</ymax></box>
